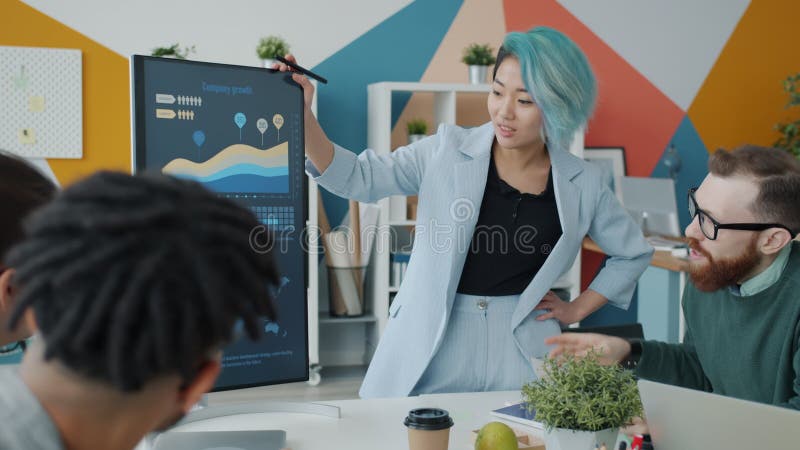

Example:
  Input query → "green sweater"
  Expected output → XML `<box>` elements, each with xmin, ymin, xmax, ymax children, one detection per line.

<box><xmin>636</xmin><ymin>242</ymin><xmax>800</xmax><ymax>409</ymax></box>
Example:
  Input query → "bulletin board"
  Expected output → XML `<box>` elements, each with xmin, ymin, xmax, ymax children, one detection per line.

<box><xmin>0</xmin><ymin>46</ymin><xmax>83</xmax><ymax>159</ymax></box>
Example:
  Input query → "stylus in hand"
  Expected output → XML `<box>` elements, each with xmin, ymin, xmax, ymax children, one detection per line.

<box><xmin>275</xmin><ymin>56</ymin><xmax>328</xmax><ymax>84</ymax></box>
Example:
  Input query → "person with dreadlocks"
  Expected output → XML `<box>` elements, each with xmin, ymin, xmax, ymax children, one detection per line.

<box><xmin>0</xmin><ymin>171</ymin><xmax>281</xmax><ymax>450</ymax></box>
<box><xmin>0</xmin><ymin>151</ymin><xmax>57</xmax><ymax>350</ymax></box>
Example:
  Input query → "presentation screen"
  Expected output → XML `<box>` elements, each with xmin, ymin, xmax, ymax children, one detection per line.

<box><xmin>131</xmin><ymin>55</ymin><xmax>308</xmax><ymax>391</ymax></box>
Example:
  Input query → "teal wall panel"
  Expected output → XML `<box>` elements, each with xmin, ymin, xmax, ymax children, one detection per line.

<box><xmin>312</xmin><ymin>0</ymin><xmax>463</xmax><ymax>226</ymax></box>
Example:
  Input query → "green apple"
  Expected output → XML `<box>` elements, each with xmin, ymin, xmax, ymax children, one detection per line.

<box><xmin>475</xmin><ymin>421</ymin><xmax>519</xmax><ymax>450</ymax></box>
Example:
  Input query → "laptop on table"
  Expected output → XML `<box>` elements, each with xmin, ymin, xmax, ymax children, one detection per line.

<box><xmin>638</xmin><ymin>379</ymin><xmax>800</xmax><ymax>449</ymax></box>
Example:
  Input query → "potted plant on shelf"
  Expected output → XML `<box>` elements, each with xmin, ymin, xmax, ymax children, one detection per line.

<box><xmin>774</xmin><ymin>73</ymin><xmax>800</xmax><ymax>158</ymax></box>
<box><xmin>151</xmin><ymin>43</ymin><xmax>195</xmax><ymax>59</ymax></box>
<box><xmin>257</xmin><ymin>35</ymin><xmax>290</xmax><ymax>68</ymax></box>
<box><xmin>522</xmin><ymin>352</ymin><xmax>643</xmax><ymax>450</ymax></box>
<box><xmin>406</xmin><ymin>118</ymin><xmax>428</xmax><ymax>144</ymax></box>
<box><xmin>462</xmin><ymin>43</ymin><xmax>496</xmax><ymax>84</ymax></box>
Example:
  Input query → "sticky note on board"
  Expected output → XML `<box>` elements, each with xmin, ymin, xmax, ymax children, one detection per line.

<box><xmin>19</xmin><ymin>128</ymin><xmax>36</xmax><ymax>144</ymax></box>
<box><xmin>28</xmin><ymin>96</ymin><xmax>45</xmax><ymax>112</ymax></box>
<box><xmin>13</xmin><ymin>66</ymin><xmax>29</xmax><ymax>91</ymax></box>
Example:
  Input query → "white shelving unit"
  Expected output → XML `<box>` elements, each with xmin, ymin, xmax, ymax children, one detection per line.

<box><xmin>308</xmin><ymin>83</ymin><xmax>379</xmax><ymax>377</ymax></box>
<box><xmin>307</xmin><ymin>81</ymin><xmax>382</xmax><ymax>374</ymax></box>
<box><xmin>306</xmin><ymin>177</ymin><xmax>319</xmax><ymax>377</ymax></box>
<box><xmin>309</xmin><ymin>186</ymin><xmax>385</xmax><ymax>369</ymax></box>
<box><xmin>305</xmin><ymin>86</ymin><xmax>323</xmax><ymax>383</ymax></box>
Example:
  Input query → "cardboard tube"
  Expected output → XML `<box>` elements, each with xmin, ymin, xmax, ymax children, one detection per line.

<box><xmin>349</xmin><ymin>200</ymin><xmax>361</xmax><ymax>267</ymax></box>
<box><xmin>325</xmin><ymin>231</ymin><xmax>363</xmax><ymax>315</ymax></box>
<box><xmin>348</xmin><ymin>200</ymin><xmax>365</xmax><ymax>302</ymax></box>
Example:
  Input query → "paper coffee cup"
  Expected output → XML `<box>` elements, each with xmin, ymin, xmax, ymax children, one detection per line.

<box><xmin>404</xmin><ymin>408</ymin><xmax>454</xmax><ymax>450</ymax></box>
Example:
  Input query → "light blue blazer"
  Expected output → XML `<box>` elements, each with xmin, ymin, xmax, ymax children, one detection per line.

<box><xmin>306</xmin><ymin>122</ymin><xmax>653</xmax><ymax>398</ymax></box>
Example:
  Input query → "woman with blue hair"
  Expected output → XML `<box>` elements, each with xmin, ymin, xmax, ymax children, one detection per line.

<box><xmin>277</xmin><ymin>27</ymin><xmax>652</xmax><ymax>397</ymax></box>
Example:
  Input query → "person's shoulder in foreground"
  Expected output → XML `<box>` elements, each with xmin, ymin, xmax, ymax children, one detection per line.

<box><xmin>0</xmin><ymin>366</ymin><xmax>62</xmax><ymax>450</ymax></box>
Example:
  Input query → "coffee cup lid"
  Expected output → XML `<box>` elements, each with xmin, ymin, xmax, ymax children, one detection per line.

<box><xmin>404</xmin><ymin>408</ymin><xmax>454</xmax><ymax>431</ymax></box>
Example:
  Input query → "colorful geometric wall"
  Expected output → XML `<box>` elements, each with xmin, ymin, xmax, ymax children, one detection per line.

<box><xmin>3</xmin><ymin>0</ymin><xmax>800</xmax><ymax>311</ymax></box>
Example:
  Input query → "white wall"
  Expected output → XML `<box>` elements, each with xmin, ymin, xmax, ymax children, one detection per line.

<box><xmin>23</xmin><ymin>0</ymin><xmax>412</xmax><ymax>67</ymax></box>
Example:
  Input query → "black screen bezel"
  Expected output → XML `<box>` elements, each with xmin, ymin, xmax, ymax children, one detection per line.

<box><xmin>130</xmin><ymin>55</ymin><xmax>310</xmax><ymax>392</ymax></box>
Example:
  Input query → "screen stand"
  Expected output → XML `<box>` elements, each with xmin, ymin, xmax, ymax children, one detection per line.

<box><xmin>144</xmin><ymin>399</ymin><xmax>341</xmax><ymax>450</ymax></box>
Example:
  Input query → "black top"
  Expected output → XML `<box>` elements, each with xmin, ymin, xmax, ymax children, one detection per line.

<box><xmin>456</xmin><ymin>155</ymin><xmax>562</xmax><ymax>296</ymax></box>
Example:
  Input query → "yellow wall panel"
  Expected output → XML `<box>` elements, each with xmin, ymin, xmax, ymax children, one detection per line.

<box><xmin>689</xmin><ymin>0</ymin><xmax>800</xmax><ymax>153</ymax></box>
<box><xmin>0</xmin><ymin>0</ymin><xmax>130</xmax><ymax>186</ymax></box>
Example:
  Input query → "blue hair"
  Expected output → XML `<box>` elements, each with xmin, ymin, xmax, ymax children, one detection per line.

<box><xmin>497</xmin><ymin>27</ymin><xmax>597</xmax><ymax>154</ymax></box>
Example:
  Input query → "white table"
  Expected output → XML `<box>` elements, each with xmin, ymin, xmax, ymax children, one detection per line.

<box><xmin>159</xmin><ymin>391</ymin><xmax>537</xmax><ymax>449</ymax></box>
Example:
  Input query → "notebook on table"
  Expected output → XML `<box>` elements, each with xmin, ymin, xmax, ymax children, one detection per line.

<box><xmin>490</xmin><ymin>402</ymin><xmax>544</xmax><ymax>430</ymax></box>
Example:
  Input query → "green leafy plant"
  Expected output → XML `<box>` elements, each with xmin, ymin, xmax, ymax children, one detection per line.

<box><xmin>256</xmin><ymin>36</ymin><xmax>290</xmax><ymax>60</ymax></box>
<box><xmin>522</xmin><ymin>352</ymin><xmax>643</xmax><ymax>432</ymax></box>
<box><xmin>775</xmin><ymin>73</ymin><xmax>800</xmax><ymax>158</ymax></box>
<box><xmin>406</xmin><ymin>118</ymin><xmax>428</xmax><ymax>136</ymax></box>
<box><xmin>461</xmin><ymin>43</ymin><xmax>496</xmax><ymax>66</ymax></box>
<box><xmin>151</xmin><ymin>43</ymin><xmax>195</xmax><ymax>60</ymax></box>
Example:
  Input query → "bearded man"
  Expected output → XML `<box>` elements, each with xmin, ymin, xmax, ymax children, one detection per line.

<box><xmin>547</xmin><ymin>145</ymin><xmax>800</xmax><ymax>409</ymax></box>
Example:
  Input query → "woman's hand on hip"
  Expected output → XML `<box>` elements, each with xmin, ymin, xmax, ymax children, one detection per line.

<box><xmin>534</xmin><ymin>289</ymin><xmax>608</xmax><ymax>325</ymax></box>
<box><xmin>533</xmin><ymin>291</ymin><xmax>582</xmax><ymax>325</ymax></box>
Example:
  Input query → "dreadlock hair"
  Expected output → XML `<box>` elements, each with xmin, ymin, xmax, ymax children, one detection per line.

<box><xmin>0</xmin><ymin>151</ymin><xmax>57</xmax><ymax>264</ymax></box>
<box><xmin>5</xmin><ymin>171</ymin><xmax>280</xmax><ymax>392</ymax></box>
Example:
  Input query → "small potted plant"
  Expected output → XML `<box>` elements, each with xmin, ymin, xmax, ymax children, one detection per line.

<box><xmin>522</xmin><ymin>352</ymin><xmax>643</xmax><ymax>450</ymax></box>
<box><xmin>462</xmin><ymin>43</ymin><xmax>496</xmax><ymax>84</ymax></box>
<box><xmin>151</xmin><ymin>43</ymin><xmax>195</xmax><ymax>60</ymax></box>
<box><xmin>406</xmin><ymin>118</ymin><xmax>429</xmax><ymax>144</ymax></box>
<box><xmin>774</xmin><ymin>73</ymin><xmax>800</xmax><ymax>158</ymax></box>
<box><xmin>257</xmin><ymin>35</ymin><xmax>290</xmax><ymax>68</ymax></box>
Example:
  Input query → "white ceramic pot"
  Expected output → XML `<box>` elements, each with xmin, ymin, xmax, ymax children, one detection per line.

<box><xmin>543</xmin><ymin>427</ymin><xmax>618</xmax><ymax>450</ymax></box>
<box><xmin>262</xmin><ymin>58</ymin><xmax>277</xmax><ymax>69</ymax></box>
<box><xmin>408</xmin><ymin>134</ymin><xmax>426</xmax><ymax>143</ymax></box>
<box><xmin>468</xmin><ymin>65</ymin><xmax>489</xmax><ymax>84</ymax></box>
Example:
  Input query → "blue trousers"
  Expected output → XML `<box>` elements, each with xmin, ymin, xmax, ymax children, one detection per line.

<box><xmin>410</xmin><ymin>293</ymin><xmax>538</xmax><ymax>395</ymax></box>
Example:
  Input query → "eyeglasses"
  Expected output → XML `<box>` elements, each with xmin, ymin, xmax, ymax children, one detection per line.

<box><xmin>0</xmin><ymin>340</ymin><xmax>26</xmax><ymax>355</ymax></box>
<box><xmin>687</xmin><ymin>187</ymin><xmax>794</xmax><ymax>240</ymax></box>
